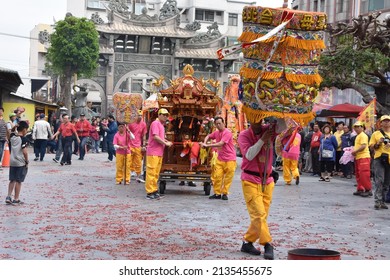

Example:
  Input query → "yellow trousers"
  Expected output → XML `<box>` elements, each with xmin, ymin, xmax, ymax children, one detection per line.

<box><xmin>145</xmin><ymin>155</ymin><xmax>162</xmax><ymax>194</ymax></box>
<box><xmin>282</xmin><ymin>158</ymin><xmax>299</xmax><ymax>184</ymax></box>
<box><xmin>130</xmin><ymin>147</ymin><xmax>143</xmax><ymax>175</ymax></box>
<box><xmin>213</xmin><ymin>159</ymin><xmax>237</xmax><ymax>195</ymax></box>
<box><xmin>116</xmin><ymin>153</ymin><xmax>131</xmax><ymax>183</ymax></box>
<box><xmin>242</xmin><ymin>180</ymin><xmax>274</xmax><ymax>245</ymax></box>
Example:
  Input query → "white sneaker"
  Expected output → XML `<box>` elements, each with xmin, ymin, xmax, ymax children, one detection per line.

<box><xmin>137</xmin><ymin>177</ymin><xmax>145</xmax><ymax>183</ymax></box>
<box><xmin>131</xmin><ymin>172</ymin><xmax>137</xmax><ymax>178</ymax></box>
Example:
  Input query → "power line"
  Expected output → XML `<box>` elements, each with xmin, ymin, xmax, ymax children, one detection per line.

<box><xmin>0</xmin><ymin>31</ymin><xmax>39</xmax><ymax>41</ymax></box>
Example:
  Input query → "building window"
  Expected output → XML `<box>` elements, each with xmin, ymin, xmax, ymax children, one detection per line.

<box><xmin>195</xmin><ymin>9</ymin><xmax>222</xmax><ymax>23</ymax></box>
<box><xmin>337</xmin><ymin>0</ymin><xmax>344</xmax><ymax>13</ymax></box>
<box><xmin>195</xmin><ymin>9</ymin><xmax>204</xmax><ymax>20</ymax></box>
<box><xmin>139</xmin><ymin>36</ymin><xmax>151</xmax><ymax>54</ymax></box>
<box><xmin>369</xmin><ymin>0</ymin><xmax>384</xmax><ymax>11</ymax></box>
<box><xmin>228</xmin><ymin>13</ymin><xmax>238</xmax><ymax>26</ymax></box>
<box><xmin>205</xmin><ymin>10</ymin><xmax>214</xmax><ymax>22</ymax></box>
<box><xmin>320</xmin><ymin>0</ymin><xmax>325</xmax><ymax>12</ymax></box>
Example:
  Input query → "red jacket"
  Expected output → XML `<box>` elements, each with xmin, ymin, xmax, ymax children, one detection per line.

<box><xmin>75</xmin><ymin>120</ymin><xmax>92</xmax><ymax>137</ymax></box>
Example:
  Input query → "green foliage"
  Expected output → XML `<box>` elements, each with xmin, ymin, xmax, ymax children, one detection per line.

<box><xmin>46</xmin><ymin>16</ymin><xmax>99</xmax><ymax>77</ymax></box>
<box><xmin>319</xmin><ymin>44</ymin><xmax>390</xmax><ymax>89</ymax></box>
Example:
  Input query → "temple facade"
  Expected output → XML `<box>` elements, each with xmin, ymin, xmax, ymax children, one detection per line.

<box><xmin>31</xmin><ymin>0</ymin><xmax>256</xmax><ymax>116</ymax></box>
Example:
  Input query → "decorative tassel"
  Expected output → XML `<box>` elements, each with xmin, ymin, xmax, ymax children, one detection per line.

<box><xmin>239</xmin><ymin>31</ymin><xmax>326</xmax><ymax>50</ymax></box>
<box><xmin>239</xmin><ymin>67</ymin><xmax>283</xmax><ymax>79</ymax></box>
<box><xmin>285</xmin><ymin>73</ymin><xmax>323</xmax><ymax>86</ymax></box>
<box><xmin>242</xmin><ymin>106</ymin><xmax>315</xmax><ymax>127</ymax></box>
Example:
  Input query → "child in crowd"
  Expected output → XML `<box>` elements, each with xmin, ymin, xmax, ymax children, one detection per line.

<box><xmin>6</xmin><ymin>121</ymin><xmax>29</xmax><ymax>205</ymax></box>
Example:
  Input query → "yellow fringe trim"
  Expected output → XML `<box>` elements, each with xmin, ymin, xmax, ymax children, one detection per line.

<box><xmin>238</xmin><ymin>32</ymin><xmax>326</xmax><ymax>50</ymax></box>
<box><xmin>242</xmin><ymin>106</ymin><xmax>316</xmax><ymax>127</ymax></box>
<box><xmin>285</xmin><ymin>73</ymin><xmax>323</xmax><ymax>86</ymax></box>
<box><xmin>240</xmin><ymin>67</ymin><xmax>283</xmax><ymax>80</ymax></box>
<box><xmin>240</xmin><ymin>67</ymin><xmax>323</xmax><ymax>86</ymax></box>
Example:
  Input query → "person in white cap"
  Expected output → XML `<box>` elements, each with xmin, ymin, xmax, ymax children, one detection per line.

<box><xmin>127</xmin><ymin>110</ymin><xmax>147</xmax><ymax>183</ymax></box>
<box><xmin>144</xmin><ymin>108</ymin><xmax>172</xmax><ymax>199</ymax></box>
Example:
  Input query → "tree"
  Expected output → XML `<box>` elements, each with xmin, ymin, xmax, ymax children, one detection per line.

<box><xmin>320</xmin><ymin>12</ymin><xmax>390</xmax><ymax>114</ymax></box>
<box><xmin>46</xmin><ymin>14</ymin><xmax>99</xmax><ymax>116</ymax></box>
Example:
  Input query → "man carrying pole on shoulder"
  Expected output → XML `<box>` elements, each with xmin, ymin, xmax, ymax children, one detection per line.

<box><xmin>238</xmin><ymin>118</ymin><xmax>286</xmax><ymax>260</ymax></box>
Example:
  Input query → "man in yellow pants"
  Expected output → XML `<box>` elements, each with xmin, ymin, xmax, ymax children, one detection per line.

<box><xmin>128</xmin><ymin>110</ymin><xmax>147</xmax><ymax>183</ymax></box>
<box><xmin>145</xmin><ymin>108</ymin><xmax>172</xmax><ymax>200</ymax></box>
<box><xmin>238</xmin><ymin>118</ymin><xmax>286</xmax><ymax>260</ymax></box>
<box><xmin>201</xmin><ymin>117</ymin><xmax>236</xmax><ymax>200</ymax></box>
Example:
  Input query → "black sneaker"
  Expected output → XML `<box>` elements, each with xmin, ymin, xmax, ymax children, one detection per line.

<box><xmin>179</xmin><ymin>181</ymin><xmax>185</xmax><ymax>186</ymax></box>
<box><xmin>264</xmin><ymin>243</ymin><xmax>274</xmax><ymax>260</ymax></box>
<box><xmin>188</xmin><ymin>181</ymin><xmax>196</xmax><ymax>187</ymax></box>
<box><xmin>34</xmin><ymin>157</ymin><xmax>39</xmax><ymax>161</ymax></box>
<box><xmin>53</xmin><ymin>158</ymin><xmax>59</xmax><ymax>163</ymax></box>
<box><xmin>241</xmin><ymin>242</ymin><xmax>261</xmax><ymax>255</ymax></box>
<box><xmin>222</xmin><ymin>194</ymin><xmax>228</xmax><ymax>200</ymax></box>
<box><xmin>353</xmin><ymin>190</ymin><xmax>364</xmax><ymax>196</ymax></box>
<box><xmin>375</xmin><ymin>201</ymin><xmax>381</xmax><ymax>210</ymax></box>
<box><xmin>366</xmin><ymin>190</ymin><xmax>373</xmax><ymax>197</ymax></box>
<box><xmin>5</xmin><ymin>196</ymin><xmax>12</xmax><ymax>204</ymax></box>
<box><xmin>12</xmin><ymin>199</ymin><xmax>24</xmax><ymax>205</ymax></box>
<box><xmin>295</xmin><ymin>176</ymin><xmax>300</xmax><ymax>185</ymax></box>
<box><xmin>381</xmin><ymin>203</ymin><xmax>389</xmax><ymax>209</ymax></box>
<box><xmin>359</xmin><ymin>191</ymin><xmax>370</xmax><ymax>197</ymax></box>
<box><xmin>209</xmin><ymin>194</ymin><xmax>221</xmax><ymax>199</ymax></box>
<box><xmin>146</xmin><ymin>193</ymin><xmax>156</xmax><ymax>200</ymax></box>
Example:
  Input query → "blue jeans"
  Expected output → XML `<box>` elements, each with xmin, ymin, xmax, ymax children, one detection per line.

<box><xmin>55</xmin><ymin>136</ymin><xmax>63</xmax><ymax>161</ymax></box>
<box><xmin>0</xmin><ymin>140</ymin><xmax>5</xmax><ymax>163</ymax></box>
<box><xmin>107</xmin><ymin>140</ymin><xmax>116</xmax><ymax>161</ymax></box>
<box><xmin>78</xmin><ymin>136</ymin><xmax>89</xmax><ymax>159</ymax></box>
<box><xmin>34</xmin><ymin>139</ymin><xmax>48</xmax><ymax>160</ymax></box>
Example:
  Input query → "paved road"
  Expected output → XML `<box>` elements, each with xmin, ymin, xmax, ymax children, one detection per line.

<box><xmin>1</xmin><ymin>149</ymin><xmax>389</xmax><ymax>260</ymax></box>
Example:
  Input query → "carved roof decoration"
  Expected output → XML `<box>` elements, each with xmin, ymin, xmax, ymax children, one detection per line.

<box><xmin>160</xmin><ymin>65</ymin><xmax>216</xmax><ymax>96</ymax></box>
<box><xmin>184</xmin><ymin>22</ymin><xmax>222</xmax><ymax>44</ymax></box>
<box><xmin>158</xmin><ymin>65</ymin><xmax>221</xmax><ymax>117</ymax></box>
<box><xmin>91</xmin><ymin>12</ymin><xmax>105</xmax><ymax>25</ymax></box>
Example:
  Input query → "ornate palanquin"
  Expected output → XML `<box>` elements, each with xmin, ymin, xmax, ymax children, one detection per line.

<box><xmin>157</xmin><ymin>64</ymin><xmax>220</xmax><ymax>176</ymax></box>
<box><xmin>159</xmin><ymin>64</ymin><xmax>220</xmax><ymax>143</ymax></box>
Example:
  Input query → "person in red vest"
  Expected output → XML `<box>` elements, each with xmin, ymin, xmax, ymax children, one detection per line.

<box><xmin>75</xmin><ymin>113</ymin><xmax>92</xmax><ymax>160</ymax></box>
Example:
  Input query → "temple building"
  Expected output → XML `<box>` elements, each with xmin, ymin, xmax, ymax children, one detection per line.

<box><xmin>31</xmin><ymin>0</ymin><xmax>256</xmax><ymax>116</ymax></box>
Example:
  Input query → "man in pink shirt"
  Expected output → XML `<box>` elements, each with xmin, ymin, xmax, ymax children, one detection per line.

<box><xmin>145</xmin><ymin>108</ymin><xmax>173</xmax><ymax>200</ymax></box>
<box><xmin>201</xmin><ymin>117</ymin><xmax>236</xmax><ymax>200</ymax></box>
<box><xmin>128</xmin><ymin>110</ymin><xmax>147</xmax><ymax>183</ymax></box>
<box><xmin>238</xmin><ymin>118</ymin><xmax>286</xmax><ymax>260</ymax></box>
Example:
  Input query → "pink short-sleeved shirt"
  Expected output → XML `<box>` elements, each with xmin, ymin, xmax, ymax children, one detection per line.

<box><xmin>113</xmin><ymin>132</ymin><xmax>132</xmax><ymax>155</ymax></box>
<box><xmin>208</xmin><ymin>128</ymin><xmax>236</xmax><ymax>162</ymax></box>
<box><xmin>128</xmin><ymin>120</ymin><xmax>146</xmax><ymax>148</ymax></box>
<box><xmin>146</xmin><ymin>119</ymin><xmax>165</xmax><ymax>157</ymax></box>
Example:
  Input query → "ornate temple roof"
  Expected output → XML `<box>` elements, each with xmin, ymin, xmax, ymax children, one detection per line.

<box><xmin>96</xmin><ymin>21</ymin><xmax>195</xmax><ymax>38</ymax></box>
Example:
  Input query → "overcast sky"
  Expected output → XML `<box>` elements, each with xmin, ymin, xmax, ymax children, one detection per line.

<box><xmin>0</xmin><ymin>0</ymin><xmax>286</xmax><ymax>78</ymax></box>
